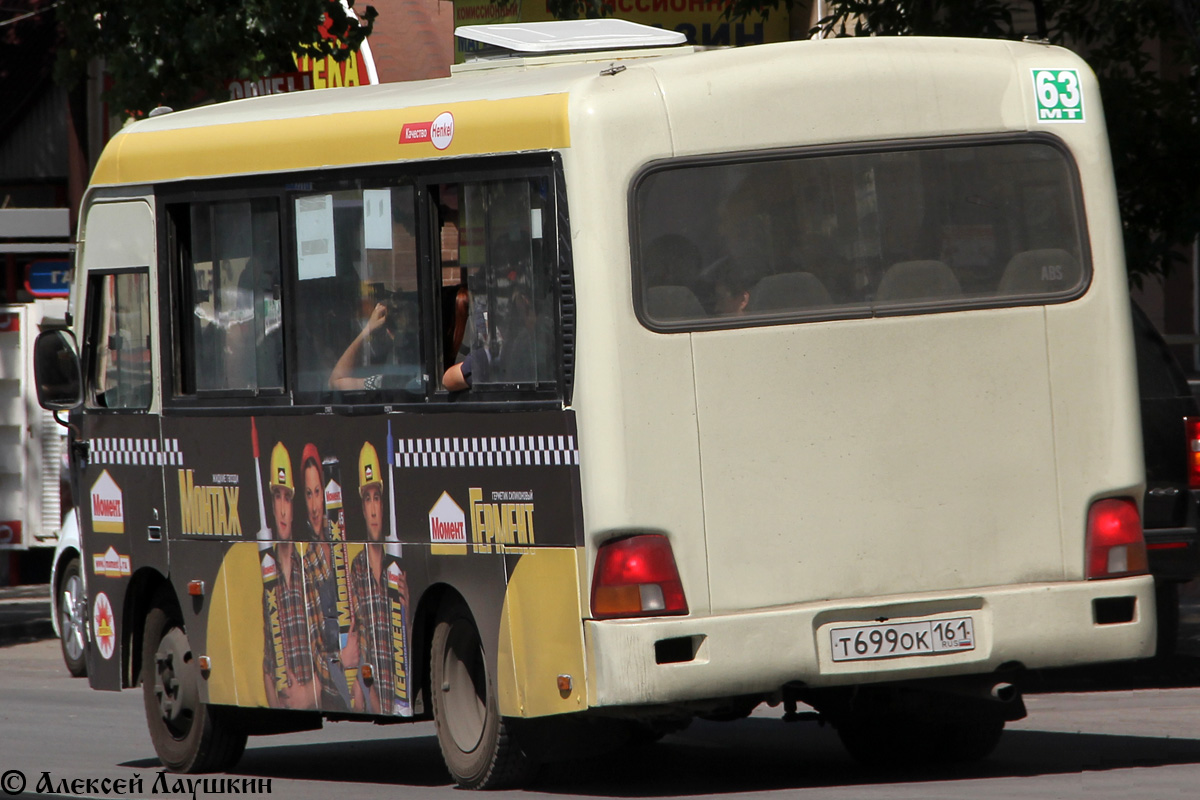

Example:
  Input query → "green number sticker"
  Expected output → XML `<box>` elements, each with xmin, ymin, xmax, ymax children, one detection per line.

<box><xmin>1032</xmin><ymin>69</ymin><xmax>1085</xmax><ymax>123</ymax></box>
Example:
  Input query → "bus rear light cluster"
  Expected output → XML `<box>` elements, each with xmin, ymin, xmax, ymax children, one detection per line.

<box><xmin>1086</xmin><ymin>497</ymin><xmax>1148</xmax><ymax>579</ymax></box>
<box><xmin>591</xmin><ymin>534</ymin><xmax>688</xmax><ymax>619</ymax></box>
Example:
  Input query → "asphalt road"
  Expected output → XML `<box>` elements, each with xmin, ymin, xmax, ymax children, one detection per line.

<box><xmin>8</xmin><ymin>633</ymin><xmax>1200</xmax><ymax>800</ymax></box>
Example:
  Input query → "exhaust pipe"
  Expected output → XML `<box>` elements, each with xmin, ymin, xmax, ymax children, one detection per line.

<box><xmin>990</xmin><ymin>682</ymin><xmax>1017</xmax><ymax>703</ymax></box>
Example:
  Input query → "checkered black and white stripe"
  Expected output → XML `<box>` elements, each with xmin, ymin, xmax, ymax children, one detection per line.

<box><xmin>89</xmin><ymin>437</ymin><xmax>183</xmax><ymax>467</ymax></box>
<box><xmin>392</xmin><ymin>435</ymin><xmax>578</xmax><ymax>469</ymax></box>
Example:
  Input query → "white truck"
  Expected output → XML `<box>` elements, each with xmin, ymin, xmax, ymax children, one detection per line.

<box><xmin>0</xmin><ymin>209</ymin><xmax>75</xmax><ymax>649</ymax></box>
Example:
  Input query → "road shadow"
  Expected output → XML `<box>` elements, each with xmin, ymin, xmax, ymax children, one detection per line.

<box><xmin>122</xmin><ymin>735</ymin><xmax>452</xmax><ymax>788</ymax></box>
<box><xmin>120</xmin><ymin>716</ymin><xmax>1200</xmax><ymax>796</ymax></box>
<box><xmin>532</xmin><ymin>717</ymin><xmax>1200</xmax><ymax>797</ymax></box>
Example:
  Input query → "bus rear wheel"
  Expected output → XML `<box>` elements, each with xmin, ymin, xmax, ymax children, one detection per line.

<box><xmin>431</xmin><ymin>599</ymin><xmax>535</xmax><ymax>789</ymax></box>
<box><xmin>142</xmin><ymin>605</ymin><xmax>246</xmax><ymax>773</ymax></box>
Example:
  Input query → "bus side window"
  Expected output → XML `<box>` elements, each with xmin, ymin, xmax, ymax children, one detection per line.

<box><xmin>176</xmin><ymin>200</ymin><xmax>283</xmax><ymax>397</ymax></box>
<box><xmin>297</xmin><ymin>184</ymin><xmax>422</xmax><ymax>401</ymax></box>
<box><xmin>441</xmin><ymin>177</ymin><xmax>557</xmax><ymax>393</ymax></box>
<box><xmin>85</xmin><ymin>271</ymin><xmax>152</xmax><ymax>410</ymax></box>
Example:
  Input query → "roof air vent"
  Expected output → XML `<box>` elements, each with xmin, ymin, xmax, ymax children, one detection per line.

<box><xmin>455</xmin><ymin>19</ymin><xmax>686</xmax><ymax>61</ymax></box>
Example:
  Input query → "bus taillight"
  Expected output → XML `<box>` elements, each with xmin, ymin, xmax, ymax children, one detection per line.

<box><xmin>1086</xmin><ymin>498</ymin><xmax>1148</xmax><ymax>579</ymax></box>
<box><xmin>591</xmin><ymin>534</ymin><xmax>688</xmax><ymax>619</ymax></box>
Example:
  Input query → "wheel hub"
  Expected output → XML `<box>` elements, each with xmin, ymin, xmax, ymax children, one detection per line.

<box><xmin>154</xmin><ymin>627</ymin><xmax>198</xmax><ymax>738</ymax></box>
<box><xmin>60</xmin><ymin>576</ymin><xmax>86</xmax><ymax>662</ymax></box>
<box><xmin>442</xmin><ymin>622</ymin><xmax>487</xmax><ymax>754</ymax></box>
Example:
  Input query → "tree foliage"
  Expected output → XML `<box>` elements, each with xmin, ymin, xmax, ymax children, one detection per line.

<box><xmin>789</xmin><ymin>0</ymin><xmax>1199</xmax><ymax>283</ymax></box>
<box><xmin>55</xmin><ymin>0</ymin><xmax>377</xmax><ymax>116</ymax></box>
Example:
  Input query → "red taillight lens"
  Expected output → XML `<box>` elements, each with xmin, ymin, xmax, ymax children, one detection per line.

<box><xmin>1086</xmin><ymin>497</ymin><xmax>1148</xmax><ymax>579</ymax></box>
<box><xmin>591</xmin><ymin>534</ymin><xmax>688</xmax><ymax>619</ymax></box>
<box><xmin>1186</xmin><ymin>417</ymin><xmax>1200</xmax><ymax>490</ymax></box>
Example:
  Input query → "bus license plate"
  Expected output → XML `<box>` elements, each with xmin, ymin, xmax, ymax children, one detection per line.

<box><xmin>829</xmin><ymin>617</ymin><xmax>975</xmax><ymax>662</ymax></box>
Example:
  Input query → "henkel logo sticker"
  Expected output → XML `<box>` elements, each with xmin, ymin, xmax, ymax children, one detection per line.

<box><xmin>93</xmin><ymin>547</ymin><xmax>131</xmax><ymax>578</ymax></box>
<box><xmin>0</xmin><ymin>313</ymin><xmax>18</xmax><ymax>333</ymax></box>
<box><xmin>399</xmin><ymin>111</ymin><xmax>454</xmax><ymax>151</ymax></box>
<box><xmin>387</xmin><ymin>560</ymin><xmax>403</xmax><ymax>591</ymax></box>
<box><xmin>93</xmin><ymin>592</ymin><xmax>116</xmax><ymax>660</ymax></box>
<box><xmin>90</xmin><ymin>470</ymin><xmax>125</xmax><ymax>534</ymax></box>
<box><xmin>1033</xmin><ymin>68</ymin><xmax>1085</xmax><ymax>123</ymax></box>
<box><xmin>0</xmin><ymin>522</ymin><xmax>18</xmax><ymax>545</ymax></box>
<box><xmin>429</xmin><ymin>491</ymin><xmax>466</xmax><ymax>544</ymax></box>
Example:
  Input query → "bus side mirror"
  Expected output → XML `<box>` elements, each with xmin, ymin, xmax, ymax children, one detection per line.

<box><xmin>34</xmin><ymin>329</ymin><xmax>83</xmax><ymax>410</ymax></box>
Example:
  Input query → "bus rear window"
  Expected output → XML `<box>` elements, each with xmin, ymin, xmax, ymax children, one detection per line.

<box><xmin>633</xmin><ymin>137</ymin><xmax>1087</xmax><ymax>328</ymax></box>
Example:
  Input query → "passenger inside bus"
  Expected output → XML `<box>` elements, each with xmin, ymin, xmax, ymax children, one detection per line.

<box><xmin>328</xmin><ymin>297</ymin><xmax>418</xmax><ymax>392</ymax></box>
<box><xmin>706</xmin><ymin>257</ymin><xmax>753</xmax><ymax>316</ymax></box>
<box><xmin>442</xmin><ymin>282</ymin><xmax>544</xmax><ymax>391</ymax></box>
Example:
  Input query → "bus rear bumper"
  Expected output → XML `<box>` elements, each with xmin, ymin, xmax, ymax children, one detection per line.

<box><xmin>582</xmin><ymin>575</ymin><xmax>1156</xmax><ymax>709</ymax></box>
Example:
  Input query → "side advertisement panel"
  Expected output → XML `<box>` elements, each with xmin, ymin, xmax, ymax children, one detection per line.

<box><xmin>160</xmin><ymin>409</ymin><xmax>582</xmax><ymax>718</ymax></box>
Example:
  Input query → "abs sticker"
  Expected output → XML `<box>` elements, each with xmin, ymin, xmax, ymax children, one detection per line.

<box><xmin>93</xmin><ymin>592</ymin><xmax>116</xmax><ymax>660</ymax></box>
<box><xmin>1033</xmin><ymin>69</ymin><xmax>1085</xmax><ymax>123</ymax></box>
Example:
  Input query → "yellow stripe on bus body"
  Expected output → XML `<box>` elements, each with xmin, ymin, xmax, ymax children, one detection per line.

<box><xmin>496</xmin><ymin>547</ymin><xmax>588</xmax><ymax>718</ymax></box>
<box><xmin>92</xmin><ymin>94</ymin><xmax>572</xmax><ymax>186</ymax></box>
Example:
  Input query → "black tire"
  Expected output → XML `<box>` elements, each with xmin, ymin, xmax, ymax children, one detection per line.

<box><xmin>142</xmin><ymin>605</ymin><xmax>247</xmax><ymax>773</ymax></box>
<box><xmin>57</xmin><ymin>557</ymin><xmax>88</xmax><ymax>678</ymax></box>
<box><xmin>431</xmin><ymin>599</ymin><xmax>535</xmax><ymax>789</ymax></box>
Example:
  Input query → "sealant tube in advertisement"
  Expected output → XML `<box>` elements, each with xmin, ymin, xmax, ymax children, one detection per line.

<box><xmin>323</xmin><ymin>457</ymin><xmax>353</xmax><ymax>649</ymax></box>
<box><xmin>253</xmin><ymin>419</ymin><xmax>286</xmax><ymax>696</ymax></box>
<box><xmin>385</xmin><ymin>555</ymin><xmax>411</xmax><ymax>716</ymax></box>
<box><xmin>324</xmin><ymin>456</ymin><xmax>357</xmax><ymax>695</ymax></box>
<box><xmin>387</xmin><ymin>422</ymin><xmax>412</xmax><ymax>716</ymax></box>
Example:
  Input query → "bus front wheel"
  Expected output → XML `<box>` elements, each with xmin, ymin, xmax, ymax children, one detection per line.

<box><xmin>431</xmin><ymin>599</ymin><xmax>535</xmax><ymax>789</ymax></box>
<box><xmin>141</xmin><ymin>605</ymin><xmax>246</xmax><ymax>772</ymax></box>
<box><xmin>57</xmin><ymin>557</ymin><xmax>87</xmax><ymax>678</ymax></box>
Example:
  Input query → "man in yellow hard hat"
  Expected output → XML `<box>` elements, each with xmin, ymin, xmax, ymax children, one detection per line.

<box><xmin>359</xmin><ymin>441</ymin><xmax>385</xmax><ymax>542</ymax></box>
<box><xmin>346</xmin><ymin>440</ymin><xmax>408</xmax><ymax>713</ymax></box>
<box><xmin>299</xmin><ymin>443</ymin><xmax>354</xmax><ymax>711</ymax></box>
<box><xmin>262</xmin><ymin>441</ymin><xmax>317</xmax><ymax>710</ymax></box>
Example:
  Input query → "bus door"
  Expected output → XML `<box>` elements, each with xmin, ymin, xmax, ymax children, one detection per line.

<box><xmin>74</xmin><ymin>201</ymin><xmax>164</xmax><ymax>688</ymax></box>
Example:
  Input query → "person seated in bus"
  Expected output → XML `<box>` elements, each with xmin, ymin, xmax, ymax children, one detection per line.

<box><xmin>299</xmin><ymin>444</ymin><xmax>353</xmax><ymax>712</ymax></box>
<box><xmin>706</xmin><ymin>257</ymin><xmax>753</xmax><ymax>316</ymax></box>
<box><xmin>345</xmin><ymin>442</ymin><xmax>410</xmax><ymax>714</ymax></box>
<box><xmin>328</xmin><ymin>300</ymin><xmax>411</xmax><ymax>392</ymax></box>
<box><xmin>442</xmin><ymin>285</ymin><xmax>544</xmax><ymax>391</ymax></box>
<box><xmin>262</xmin><ymin>442</ymin><xmax>318</xmax><ymax>710</ymax></box>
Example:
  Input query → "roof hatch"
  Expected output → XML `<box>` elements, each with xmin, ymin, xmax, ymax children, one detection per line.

<box><xmin>455</xmin><ymin>19</ymin><xmax>687</xmax><ymax>62</ymax></box>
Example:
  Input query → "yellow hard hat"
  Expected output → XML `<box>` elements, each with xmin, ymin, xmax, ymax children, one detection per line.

<box><xmin>270</xmin><ymin>442</ymin><xmax>293</xmax><ymax>495</ymax></box>
<box><xmin>359</xmin><ymin>441</ymin><xmax>382</xmax><ymax>495</ymax></box>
